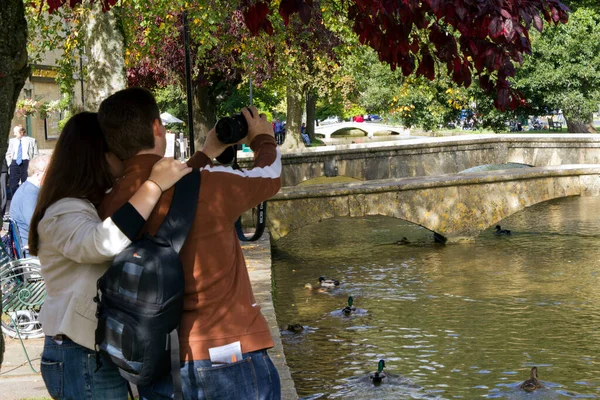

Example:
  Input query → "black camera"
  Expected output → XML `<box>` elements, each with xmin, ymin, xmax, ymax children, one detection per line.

<box><xmin>215</xmin><ymin>109</ymin><xmax>253</xmax><ymax>165</ymax></box>
<box><xmin>215</xmin><ymin>108</ymin><xmax>253</xmax><ymax>144</ymax></box>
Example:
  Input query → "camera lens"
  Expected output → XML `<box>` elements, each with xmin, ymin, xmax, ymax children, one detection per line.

<box><xmin>215</xmin><ymin>146</ymin><xmax>235</xmax><ymax>165</ymax></box>
<box><xmin>216</xmin><ymin>114</ymin><xmax>248</xmax><ymax>144</ymax></box>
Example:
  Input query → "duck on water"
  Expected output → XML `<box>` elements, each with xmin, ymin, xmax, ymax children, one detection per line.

<box><xmin>495</xmin><ymin>225</ymin><xmax>511</xmax><ymax>235</ymax></box>
<box><xmin>519</xmin><ymin>366</ymin><xmax>543</xmax><ymax>392</ymax></box>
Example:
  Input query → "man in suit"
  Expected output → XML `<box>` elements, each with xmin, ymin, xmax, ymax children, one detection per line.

<box><xmin>6</xmin><ymin>125</ymin><xmax>38</xmax><ymax>198</ymax></box>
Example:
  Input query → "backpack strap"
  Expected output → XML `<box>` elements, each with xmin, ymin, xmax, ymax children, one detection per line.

<box><xmin>169</xmin><ymin>330</ymin><xmax>183</xmax><ymax>400</ymax></box>
<box><xmin>156</xmin><ymin>169</ymin><xmax>201</xmax><ymax>253</ymax></box>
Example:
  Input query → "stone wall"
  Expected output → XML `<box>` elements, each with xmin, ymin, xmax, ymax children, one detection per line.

<box><xmin>267</xmin><ymin>165</ymin><xmax>600</xmax><ymax>242</ymax></box>
<box><xmin>237</xmin><ymin>135</ymin><xmax>600</xmax><ymax>187</ymax></box>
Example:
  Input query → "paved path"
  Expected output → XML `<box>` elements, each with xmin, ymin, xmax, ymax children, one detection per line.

<box><xmin>0</xmin><ymin>232</ymin><xmax>297</xmax><ymax>400</ymax></box>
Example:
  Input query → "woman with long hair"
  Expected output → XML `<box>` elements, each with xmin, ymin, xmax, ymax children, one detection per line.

<box><xmin>29</xmin><ymin>112</ymin><xmax>191</xmax><ymax>399</ymax></box>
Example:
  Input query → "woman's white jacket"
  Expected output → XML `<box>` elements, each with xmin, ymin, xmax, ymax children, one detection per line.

<box><xmin>37</xmin><ymin>198</ymin><xmax>132</xmax><ymax>350</ymax></box>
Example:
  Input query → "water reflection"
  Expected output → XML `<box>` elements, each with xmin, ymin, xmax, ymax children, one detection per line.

<box><xmin>272</xmin><ymin>197</ymin><xmax>600</xmax><ymax>399</ymax></box>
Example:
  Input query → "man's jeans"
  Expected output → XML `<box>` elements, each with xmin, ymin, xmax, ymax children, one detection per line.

<box><xmin>139</xmin><ymin>349</ymin><xmax>281</xmax><ymax>400</ymax></box>
<box><xmin>40</xmin><ymin>336</ymin><xmax>128</xmax><ymax>400</ymax></box>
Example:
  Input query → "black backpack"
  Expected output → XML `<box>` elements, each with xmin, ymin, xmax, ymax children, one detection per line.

<box><xmin>94</xmin><ymin>169</ymin><xmax>200</xmax><ymax>400</ymax></box>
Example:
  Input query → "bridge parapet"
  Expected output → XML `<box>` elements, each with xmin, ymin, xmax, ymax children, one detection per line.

<box><xmin>236</xmin><ymin>134</ymin><xmax>600</xmax><ymax>186</ymax></box>
<box><xmin>267</xmin><ymin>165</ymin><xmax>600</xmax><ymax>242</ymax></box>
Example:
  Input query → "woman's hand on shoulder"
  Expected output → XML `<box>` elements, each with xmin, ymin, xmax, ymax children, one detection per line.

<box><xmin>148</xmin><ymin>157</ymin><xmax>192</xmax><ymax>191</ymax></box>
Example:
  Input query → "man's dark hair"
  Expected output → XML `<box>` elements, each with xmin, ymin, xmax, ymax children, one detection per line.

<box><xmin>98</xmin><ymin>87</ymin><xmax>160</xmax><ymax>160</ymax></box>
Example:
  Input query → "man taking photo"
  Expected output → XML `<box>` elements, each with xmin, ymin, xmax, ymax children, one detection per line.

<box><xmin>98</xmin><ymin>87</ymin><xmax>282</xmax><ymax>399</ymax></box>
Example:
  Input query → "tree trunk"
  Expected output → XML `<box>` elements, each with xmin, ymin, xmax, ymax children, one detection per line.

<box><xmin>191</xmin><ymin>83</ymin><xmax>217</xmax><ymax>151</ymax></box>
<box><xmin>306</xmin><ymin>89</ymin><xmax>317</xmax><ymax>141</ymax></box>
<box><xmin>0</xmin><ymin>0</ymin><xmax>29</xmax><ymax>368</ymax></box>
<box><xmin>565</xmin><ymin>116</ymin><xmax>595</xmax><ymax>133</ymax></box>
<box><xmin>281</xmin><ymin>83</ymin><xmax>303</xmax><ymax>152</ymax></box>
<box><xmin>84</xmin><ymin>4</ymin><xmax>126</xmax><ymax>111</ymax></box>
<box><xmin>0</xmin><ymin>1</ymin><xmax>28</xmax><ymax>368</ymax></box>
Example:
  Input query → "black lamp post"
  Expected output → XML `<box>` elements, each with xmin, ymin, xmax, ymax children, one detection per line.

<box><xmin>183</xmin><ymin>11</ymin><xmax>195</xmax><ymax>154</ymax></box>
<box><xmin>80</xmin><ymin>53</ymin><xmax>85</xmax><ymax>107</ymax></box>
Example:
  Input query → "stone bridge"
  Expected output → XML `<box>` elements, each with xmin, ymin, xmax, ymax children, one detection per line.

<box><xmin>238</xmin><ymin>134</ymin><xmax>600</xmax><ymax>187</ymax></box>
<box><xmin>266</xmin><ymin>165</ymin><xmax>600</xmax><ymax>242</ymax></box>
<box><xmin>314</xmin><ymin>122</ymin><xmax>408</xmax><ymax>139</ymax></box>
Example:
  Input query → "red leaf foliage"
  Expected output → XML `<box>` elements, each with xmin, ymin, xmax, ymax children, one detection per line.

<box><xmin>44</xmin><ymin>0</ymin><xmax>571</xmax><ymax>111</ymax></box>
<box><xmin>277</xmin><ymin>0</ymin><xmax>313</xmax><ymax>26</ymax></box>
<box><xmin>45</xmin><ymin>0</ymin><xmax>117</xmax><ymax>13</ymax></box>
<box><xmin>246</xmin><ymin>0</ymin><xmax>570</xmax><ymax>111</ymax></box>
<box><xmin>243</xmin><ymin>1</ymin><xmax>274</xmax><ymax>36</ymax></box>
<box><xmin>127</xmin><ymin>11</ymin><xmax>277</xmax><ymax>91</ymax></box>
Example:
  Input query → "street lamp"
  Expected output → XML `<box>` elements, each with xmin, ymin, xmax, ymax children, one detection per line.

<box><xmin>80</xmin><ymin>52</ymin><xmax>87</xmax><ymax>108</ymax></box>
<box><xmin>183</xmin><ymin>11</ymin><xmax>195</xmax><ymax>154</ymax></box>
<box><xmin>72</xmin><ymin>52</ymin><xmax>87</xmax><ymax>109</ymax></box>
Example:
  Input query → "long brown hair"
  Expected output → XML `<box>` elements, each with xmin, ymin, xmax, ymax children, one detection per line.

<box><xmin>29</xmin><ymin>112</ymin><xmax>114</xmax><ymax>255</ymax></box>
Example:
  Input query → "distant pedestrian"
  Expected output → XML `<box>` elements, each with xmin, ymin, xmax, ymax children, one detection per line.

<box><xmin>0</xmin><ymin>159</ymin><xmax>8</xmax><ymax>215</ymax></box>
<box><xmin>301</xmin><ymin>122</ymin><xmax>310</xmax><ymax>146</ymax></box>
<box><xmin>6</xmin><ymin>125</ymin><xmax>38</xmax><ymax>198</ymax></box>
<box><xmin>10</xmin><ymin>154</ymin><xmax>50</xmax><ymax>250</ymax></box>
<box><xmin>275</xmin><ymin>119</ymin><xmax>285</xmax><ymax>145</ymax></box>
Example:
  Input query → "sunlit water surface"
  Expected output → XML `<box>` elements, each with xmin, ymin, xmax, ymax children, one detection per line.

<box><xmin>271</xmin><ymin>197</ymin><xmax>600</xmax><ymax>399</ymax></box>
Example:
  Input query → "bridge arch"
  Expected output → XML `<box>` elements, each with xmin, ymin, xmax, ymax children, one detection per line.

<box><xmin>314</xmin><ymin>122</ymin><xmax>409</xmax><ymax>139</ymax></box>
<box><xmin>330</xmin><ymin>127</ymin><xmax>368</xmax><ymax>138</ymax></box>
<box><xmin>267</xmin><ymin>165</ymin><xmax>600</xmax><ymax>242</ymax></box>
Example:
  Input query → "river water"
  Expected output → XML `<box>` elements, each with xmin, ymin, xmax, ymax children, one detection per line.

<box><xmin>271</xmin><ymin>196</ymin><xmax>600</xmax><ymax>399</ymax></box>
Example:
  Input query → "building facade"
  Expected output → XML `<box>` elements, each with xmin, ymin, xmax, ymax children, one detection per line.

<box><xmin>10</xmin><ymin>48</ymin><xmax>84</xmax><ymax>152</ymax></box>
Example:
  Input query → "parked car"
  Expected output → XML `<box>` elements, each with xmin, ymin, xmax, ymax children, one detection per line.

<box><xmin>319</xmin><ymin>116</ymin><xmax>341</xmax><ymax>125</ymax></box>
<box><xmin>366</xmin><ymin>114</ymin><xmax>382</xmax><ymax>122</ymax></box>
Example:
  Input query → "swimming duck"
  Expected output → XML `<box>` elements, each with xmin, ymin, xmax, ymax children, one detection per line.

<box><xmin>318</xmin><ymin>276</ymin><xmax>340</xmax><ymax>288</ymax></box>
<box><xmin>519</xmin><ymin>366</ymin><xmax>543</xmax><ymax>392</ymax></box>
<box><xmin>285</xmin><ymin>324</ymin><xmax>304</xmax><ymax>333</ymax></box>
<box><xmin>342</xmin><ymin>296</ymin><xmax>356</xmax><ymax>316</ymax></box>
<box><xmin>304</xmin><ymin>283</ymin><xmax>328</xmax><ymax>293</ymax></box>
<box><xmin>396</xmin><ymin>237</ymin><xmax>410</xmax><ymax>245</ymax></box>
<box><xmin>370</xmin><ymin>359</ymin><xmax>386</xmax><ymax>385</ymax></box>
<box><xmin>495</xmin><ymin>225</ymin><xmax>511</xmax><ymax>235</ymax></box>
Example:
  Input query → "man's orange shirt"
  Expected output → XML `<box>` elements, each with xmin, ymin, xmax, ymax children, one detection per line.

<box><xmin>99</xmin><ymin>135</ymin><xmax>281</xmax><ymax>361</ymax></box>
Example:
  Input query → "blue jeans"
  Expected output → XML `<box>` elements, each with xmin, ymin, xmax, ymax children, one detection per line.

<box><xmin>139</xmin><ymin>350</ymin><xmax>281</xmax><ymax>400</ymax></box>
<box><xmin>40</xmin><ymin>336</ymin><xmax>128</xmax><ymax>399</ymax></box>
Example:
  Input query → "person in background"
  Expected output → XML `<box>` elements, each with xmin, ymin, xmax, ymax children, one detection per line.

<box><xmin>28</xmin><ymin>112</ymin><xmax>191</xmax><ymax>400</ymax></box>
<box><xmin>10</xmin><ymin>154</ymin><xmax>51</xmax><ymax>250</ymax></box>
<box><xmin>6</xmin><ymin>125</ymin><xmax>38</xmax><ymax>198</ymax></box>
<box><xmin>98</xmin><ymin>88</ymin><xmax>282</xmax><ymax>399</ymax></box>
<box><xmin>0</xmin><ymin>159</ymin><xmax>8</xmax><ymax>215</ymax></box>
<box><xmin>275</xmin><ymin>119</ymin><xmax>285</xmax><ymax>145</ymax></box>
<box><xmin>301</xmin><ymin>122</ymin><xmax>310</xmax><ymax>146</ymax></box>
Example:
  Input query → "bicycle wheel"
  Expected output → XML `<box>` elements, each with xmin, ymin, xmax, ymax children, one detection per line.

<box><xmin>1</xmin><ymin>257</ymin><xmax>45</xmax><ymax>339</ymax></box>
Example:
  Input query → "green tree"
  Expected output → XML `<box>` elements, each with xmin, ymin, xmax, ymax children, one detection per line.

<box><xmin>562</xmin><ymin>1</ymin><xmax>599</xmax><ymax>12</ymax></box>
<box><xmin>125</xmin><ymin>5</ymin><xmax>278</xmax><ymax>149</ymax></box>
<box><xmin>27</xmin><ymin>2</ymin><xmax>126</xmax><ymax>112</ymax></box>
<box><xmin>353</xmin><ymin>52</ymin><xmax>402</xmax><ymax>116</ymax></box>
<box><xmin>513</xmin><ymin>7</ymin><xmax>600</xmax><ymax>132</ymax></box>
<box><xmin>0</xmin><ymin>0</ymin><xmax>29</xmax><ymax>369</ymax></box>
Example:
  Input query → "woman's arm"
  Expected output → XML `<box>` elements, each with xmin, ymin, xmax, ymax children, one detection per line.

<box><xmin>126</xmin><ymin>157</ymin><xmax>192</xmax><ymax>220</ymax></box>
<box><xmin>42</xmin><ymin>158</ymin><xmax>192</xmax><ymax>264</ymax></box>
